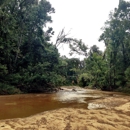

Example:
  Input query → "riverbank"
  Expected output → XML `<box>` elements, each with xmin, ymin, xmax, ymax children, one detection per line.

<box><xmin>0</xmin><ymin>94</ymin><xmax>130</xmax><ymax>130</ymax></box>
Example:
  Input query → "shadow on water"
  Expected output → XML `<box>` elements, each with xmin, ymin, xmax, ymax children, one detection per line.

<box><xmin>0</xmin><ymin>88</ymin><xmax>127</xmax><ymax>120</ymax></box>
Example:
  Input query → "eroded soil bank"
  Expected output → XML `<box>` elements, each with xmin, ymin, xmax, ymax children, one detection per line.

<box><xmin>0</xmin><ymin>88</ymin><xmax>130</xmax><ymax>130</ymax></box>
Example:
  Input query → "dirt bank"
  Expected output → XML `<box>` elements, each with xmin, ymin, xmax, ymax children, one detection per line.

<box><xmin>0</xmin><ymin>95</ymin><xmax>130</xmax><ymax>130</ymax></box>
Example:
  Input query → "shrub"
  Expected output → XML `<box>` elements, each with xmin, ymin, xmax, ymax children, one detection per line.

<box><xmin>78</xmin><ymin>73</ymin><xmax>92</xmax><ymax>87</ymax></box>
<box><xmin>0</xmin><ymin>83</ymin><xmax>21</xmax><ymax>95</ymax></box>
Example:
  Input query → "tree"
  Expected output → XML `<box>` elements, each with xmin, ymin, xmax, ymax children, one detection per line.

<box><xmin>99</xmin><ymin>0</ymin><xmax>130</xmax><ymax>89</ymax></box>
<box><xmin>55</xmin><ymin>28</ymin><xmax>88</xmax><ymax>56</ymax></box>
<box><xmin>83</xmin><ymin>45</ymin><xmax>108</xmax><ymax>89</ymax></box>
<box><xmin>0</xmin><ymin>0</ymin><xmax>61</xmax><ymax>94</ymax></box>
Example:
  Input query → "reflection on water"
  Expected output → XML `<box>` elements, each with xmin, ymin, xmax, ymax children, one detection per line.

<box><xmin>54</xmin><ymin>90</ymin><xmax>101</xmax><ymax>103</ymax></box>
<box><xmin>0</xmin><ymin>89</ymin><xmax>123</xmax><ymax>120</ymax></box>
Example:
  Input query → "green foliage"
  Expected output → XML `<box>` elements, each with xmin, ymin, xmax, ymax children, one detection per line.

<box><xmin>78</xmin><ymin>73</ymin><xmax>92</xmax><ymax>87</ymax></box>
<box><xmin>125</xmin><ymin>67</ymin><xmax>130</xmax><ymax>81</ymax></box>
<box><xmin>84</xmin><ymin>46</ymin><xmax>107</xmax><ymax>88</ymax></box>
<box><xmin>69</xmin><ymin>39</ymin><xmax>88</xmax><ymax>56</ymax></box>
<box><xmin>1</xmin><ymin>0</ymin><xmax>130</xmax><ymax>94</ymax></box>
<box><xmin>98</xmin><ymin>0</ymin><xmax>130</xmax><ymax>90</ymax></box>
<box><xmin>0</xmin><ymin>64</ymin><xmax>8</xmax><ymax>79</ymax></box>
<box><xmin>0</xmin><ymin>0</ymin><xmax>61</xmax><ymax>94</ymax></box>
<box><xmin>0</xmin><ymin>83</ymin><xmax>21</xmax><ymax>95</ymax></box>
<box><xmin>125</xmin><ymin>67</ymin><xmax>130</xmax><ymax>86</ymax></box>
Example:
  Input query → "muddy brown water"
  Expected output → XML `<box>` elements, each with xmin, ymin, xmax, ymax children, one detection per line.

<box><xmin>0</xmin><ymin>88</ymin><xmax>128</xmax><ymax>120</ymax></box>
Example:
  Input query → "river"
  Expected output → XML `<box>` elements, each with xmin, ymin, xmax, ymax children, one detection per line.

<box><xmin>0</xmin><ymin>88</ymin><xmax>128</xmax><ymax>120</ymax></box>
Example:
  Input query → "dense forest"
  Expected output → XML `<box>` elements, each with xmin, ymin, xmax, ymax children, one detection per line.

<box><xmin>0</xmin><ymin>0</ymin><xmax>130</xmax><ymax>94</ymax></box>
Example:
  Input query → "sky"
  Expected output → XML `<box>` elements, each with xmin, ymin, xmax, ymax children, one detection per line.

<box><xmin>47</xmin><ymin>0</ymin><xmax>121</xmax><ymax>59</ymax></box>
